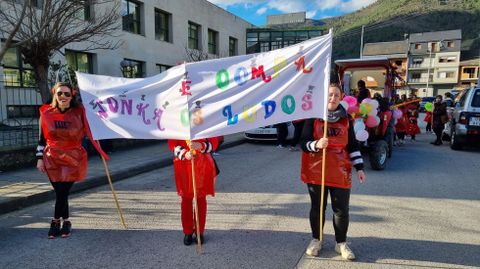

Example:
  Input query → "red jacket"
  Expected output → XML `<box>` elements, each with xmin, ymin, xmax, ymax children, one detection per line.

<box><xmin>40</xmin><ymin>105</ymin><xmax>88</xmax><ymax>182</ymax></box>
<box><xmin>301</xmin><ymin>118</ymin><xmax>352</xmax><ymax>189</ymax></box>
<box><xmin>168</xmin><ymin>138</ymin><xmax>219</xmax><ymax>198</ymax></box>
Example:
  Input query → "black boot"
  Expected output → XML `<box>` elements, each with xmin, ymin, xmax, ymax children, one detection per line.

<box><xmin>48</xmin><ymin>220</ymin><xmax>61</xmax><ymax>239</ymax></box>
<box><xmin>60</xmin><ymin>221</ymin><xmax>72</xmax><ymax>238</ymax></box>
<box><xmin>183</xmin><ymin>234</ymin><xmax>193</xmax><ymax>246</ymax></box>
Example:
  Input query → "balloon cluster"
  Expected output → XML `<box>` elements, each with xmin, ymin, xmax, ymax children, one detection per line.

<box><xmin>424</xmin><ymin>102</ymin><xmax>433</xmax><ymax>112</ymax></box>
<box><xmin>341</xmin><ymin>96</ymin><xmax>381</xmax><ymax>142</ymax></box>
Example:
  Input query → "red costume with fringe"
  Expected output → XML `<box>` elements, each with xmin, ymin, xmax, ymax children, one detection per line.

<box><xmin>168</xmin><ymin>138</ymin><xmax>219</xmax><ymax>235</ymax></box>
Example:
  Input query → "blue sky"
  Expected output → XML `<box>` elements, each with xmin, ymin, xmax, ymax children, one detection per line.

<box><xmin>207</xmin><ymin>0</ymin><xmax>377</xmax><ymax>26</ymax></box>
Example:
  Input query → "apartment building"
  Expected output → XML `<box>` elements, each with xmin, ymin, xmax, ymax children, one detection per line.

<box><xmin>406</xmin><ymin>29</ymin><xmax>462</xmax><ymax>97</ymax></box>
<box><xmin>0</xmin><ymin>0</ymin><xmax>254</xmax><ymax>130</ymax></box>
<box><xmin>458</xmin><ymin>58</ymin><xmax>480</xmax><ymax>89</ymax></box>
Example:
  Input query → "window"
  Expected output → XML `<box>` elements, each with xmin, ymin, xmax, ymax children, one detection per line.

<box><xmin>208</xmin><ymin>29</ymin><xmax>218</xmax><ymax>55</ymax></box>
<box><xmin>471</xmin><ymin>90</ymin><xmax>480</xmax><ymax>107</ymax></box>
<box><xmin>75</xmin><ymin>2</ymin><xmax>91</xmax><ymax>20</ymax></box>
<box><xmin>463</xmin><ymin>68</ymin><xmax>476</xmax><ymax>79</ymax></box>
<box><xmin>65</xmin><ymin>50</ymin><xmax>93</xmax><ymax>73</ymax></box>
<box><xmin>437</xmin><ymin>71</ymin><xmax>455</xmax><ymax>78</ymax></box>
<box><xmin>439</xmin><ymin>56</ymin><xmax>457</xmax><ymax>63</ymax></box>
<box><xmin>447</xmin><ymin>41</ymin><xmax>454</xmax><ymax>48</ymax></box>
<box><xmin>188</xmin><ymin>22</ymin><xmax>200</xmax><ymax>50</ymax></box>
<box><xmin>156</xmin><ymin>64</ymin><xmax>171</xmax><ymax>73</ymax></box>
<box><xmin>7</xmin><ymin>105</ymin><xmax>40</xmax><ymax>118</ymax></box>
<box><xmin>2</xmin><ymin>46</ymin><xmax>36</xmax><ymax>87</ymax></box>
<box><xmin>395</xmin><ymin>60</ymin><xmax>403</xmax><ymax>66</ymax></box>
<box><xmin>411</xmin><ymin>73</ymin><xmax>421</xmax><ymax>79</ymax></box>
<box><xmin>430</xmin><ymin>42</ymin><xmax>437</xmax><ymax>52</ymax></box>
<box><xmin>415</xmin><ymin>43</ymin><xmax>422</xmax><ymax>50</ymax></box>
<box><xmin>121</xmin><ymin>59</ymin><xmax>144</xmax><ymax>78</ymax></box>
<box><xmin>154</xmin><ymin>9</ymin><xmax>170</xmax><ymax>42</ymax></box>
<box><xmin>122</xmin><ymin>0</ymin><xmax>141</xmax><ymax>34</ymax></box>
<box><xmin>229</xmin><ymin>37</ymin><xmax>237</xmax><ymax>56</ymax></box>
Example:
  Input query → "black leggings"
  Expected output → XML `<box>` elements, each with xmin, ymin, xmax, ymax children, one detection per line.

<box><xmin>433</xmin><ymin>126</ymin><xmax>443</xmax><ymax>143</ymax></box>
<box><xmin>50</xmin><ymin>182</ymin><xmax>74</xmax><ymax>219</ymax></box>
<box><xmin>307</xmin><ymin>184</ymin><xmax>350</xmax><ymax>243</ymax></box>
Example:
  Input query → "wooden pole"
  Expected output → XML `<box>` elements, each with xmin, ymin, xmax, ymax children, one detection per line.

<box><xmin>319</xmin><ymin>120</ymin><xmax>328</xmax><ymax>242</ymax></box>
<box><xmin>186</xmin><ymin>140</ymin><xmax>202</xmax><ymax>255</ymax></box>
<box><xmin>99</xmin><ymin>152</ymin><xmax>127</xmax><ymax>229</ymax></box>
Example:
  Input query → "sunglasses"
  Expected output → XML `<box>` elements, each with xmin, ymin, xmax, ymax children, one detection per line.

<box><xmin>56</xmin><ymin>91</ymin><xmax>72</xmax><ymax>97</ymax></box>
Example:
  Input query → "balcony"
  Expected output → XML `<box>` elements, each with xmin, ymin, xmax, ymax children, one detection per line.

<box><xmin>408</xmin><ymin>63</ymin><xmax>431</xmax><ymax>69</ymax></box>
<box><xmin>408</xmin><ymin>78</ymin><xmax>432</xmax><ymax>84</ymax></box>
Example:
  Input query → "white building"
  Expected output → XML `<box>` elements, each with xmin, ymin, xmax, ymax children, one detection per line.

<box><xmin>0</xmin><ymin>0</ymin><xmax>254</xmax><ymax>132</ymax></box>
<box><xmin>406</xmin><ymin>29</ymin><xmax>462</xmax><ymax>97</ymax></box>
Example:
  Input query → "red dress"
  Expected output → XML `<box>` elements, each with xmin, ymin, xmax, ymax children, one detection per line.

<box><xmin>40</xmin><ymin>105</ymin><xmax>88</xmax><ymax>182</ymax></box>
<box><xmin>300</xmin><ymin>118</ymin><xmax>352</xmax><ymax>189</ymax></box>
<box><xmin>406</xmin><ymin>102</ymin><xmax>420</xmax><ymax>136</ymax></box>
<box><xmin>395</xmin><ymin>107</ymin><xmax>408</xmax><ymax>134</ymax></box>
<box><xmin>168</xmin><ymin>138</ymin><xmax>219</xmax><ymax>198</ymax></box>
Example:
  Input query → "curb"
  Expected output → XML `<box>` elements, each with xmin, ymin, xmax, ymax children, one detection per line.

<box><xmin>0</xmin><ymin>137</ymin><xmax>246</xmax><ymax>215</ymax></box>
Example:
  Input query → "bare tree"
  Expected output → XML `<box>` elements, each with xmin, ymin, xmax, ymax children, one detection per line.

<box><xmin>0</xmin><ymin>0</ymin><xmax>121</xmax><ymax>103</ymax></box>
<box><xmin>184</xmin><ymin>47</ymin><xmax>227</xmax><ymax>63</ymax></box>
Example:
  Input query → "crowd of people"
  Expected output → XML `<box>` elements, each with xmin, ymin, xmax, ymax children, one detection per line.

<box><xmin>35</xmin><ymin>79</ymin><xmax>454</xmax><ymax>261</ymax></box>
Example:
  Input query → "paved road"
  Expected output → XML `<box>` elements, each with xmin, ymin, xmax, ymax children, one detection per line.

<box><xmin>0</xmin><ymin>132</ymin><xmax>479</xmax><ymax>269</ymax></box>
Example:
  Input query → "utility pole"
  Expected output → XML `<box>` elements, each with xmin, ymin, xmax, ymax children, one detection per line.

<box><xmin>360</xmin><ymin>25</ymin><xmax>365</xmax><ymax>59</ymax></box>
<box><xmin>425</xmin><ymin>42</ymin><xmax>433</xmax><ymax>97</ymax></box>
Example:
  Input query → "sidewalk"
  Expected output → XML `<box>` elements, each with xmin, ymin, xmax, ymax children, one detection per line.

<box><xmin>0</xmin><ymin>133</ymin><xmax>246</xmax><ymax>215</ymax></box>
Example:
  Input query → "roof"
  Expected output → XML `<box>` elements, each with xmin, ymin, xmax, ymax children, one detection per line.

<box><xmin>335</xmin><ymin>57</ymin><xmax>392</xmax><ymax>71</ymax></box>
<box><xmin>409</xmin><ymin>29</ymin><xmax>462</xmax><ymax>43</ymax></box>
<box><xmin>363</xmin><ymin>41</ymin><xmax>408</xmax><ymax>57</ymax></box>
<box><xmin>459</xmin><ymin>58</ymin><xmax>480</xmax><ymax>66</ymax></box>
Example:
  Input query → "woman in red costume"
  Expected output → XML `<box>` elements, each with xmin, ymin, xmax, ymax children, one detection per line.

<box><xmin>36</xmin><ymin>82</ymin><xmax>106</xmax><ymax>239</ymax></box>
<box><xmin>168</xmin><ymin>138</ymin><xmax>219</xmax><ymax>245</ymax></box>
<box><xmin>405</xmin><ymin>94</ymin><xmax>421</xmax><ymax>141</ymax></box>
<box><xmin>300</xmin><ymin>84</ymin><xmax>366</xmax><ymax>260</ymax></box>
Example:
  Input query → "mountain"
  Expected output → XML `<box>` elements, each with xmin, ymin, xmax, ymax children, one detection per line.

<box><xmin>320</xmin><ymin>0</ymin><xmax>480</xmax><ymax>60</ymax></box>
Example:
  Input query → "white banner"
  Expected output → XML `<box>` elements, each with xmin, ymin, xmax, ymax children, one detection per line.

<box><xmin>77</xmin><ymin>30</ymin><xmax>332</xmax><ymax>140</ymax></box>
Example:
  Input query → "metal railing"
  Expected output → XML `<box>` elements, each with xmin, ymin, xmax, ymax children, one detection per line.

<box><xmin>0</xmin><ymin>82</ymin><xmax>43</xmax><ymax>149</ymax></box>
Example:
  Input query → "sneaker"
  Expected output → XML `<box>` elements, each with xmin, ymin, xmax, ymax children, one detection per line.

<box><xmin>48</xmin><ymin>220</ymin><xmax>61</xmax><ymax>239</ymax></box>
<box><xmin>276</xmin><ymin>145</ymin><xmax>285</xmax><ymax>149</ymax></box>
<box><xmin>60</xmin><ymin>221</ymin><xmax>72</xmax><ymax>238</ymax></box>
<box><xmin>183</xmin><ymin>234</ymin><xmax>193</xmax><ymax>246</ymax></box>
<box><xmin>335</xmin><ymin>242</ymin><xmax>355</xmax><ymax>260</ymax></box>
<box><xmin>289</xmin><ymin>146</ymin><xmax>299</xmax><ymax>151</ymax></box>
<box><xmin>305</xmin><ymin>239</ymin><xmax>321</xmax><ymax>256</ymax></box>
<box><xmin>212</xmin><ymin>152</ymin><xmax>220</xmax><ymax>156</ymax></box>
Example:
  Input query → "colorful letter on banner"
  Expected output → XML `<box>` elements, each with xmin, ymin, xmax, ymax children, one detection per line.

<box><xmin>77</xmin><ymin>30</ymin><xmax>332</xmax><ymax>140</ymax></box>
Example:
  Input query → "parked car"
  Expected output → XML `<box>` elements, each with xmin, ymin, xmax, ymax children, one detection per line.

<box><xmin>419</xmin><ymin>97</ymin><xmax>435</xmax><ymax>112</ymax></box>
<box><xmin>447</xmin><ymin>86</ymin><xmax>480</xmax><ymax>150</ymax></box>
<box><xmin>244</xmin><ymin>122</ymin><xmax>294</xmax><ymax>141</ymax></box>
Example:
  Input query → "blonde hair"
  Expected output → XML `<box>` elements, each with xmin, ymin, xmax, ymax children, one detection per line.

<box><xmin>50</xmin><ymin>82</ymin><xmax>77</xmax><ymax>108</ymax></box>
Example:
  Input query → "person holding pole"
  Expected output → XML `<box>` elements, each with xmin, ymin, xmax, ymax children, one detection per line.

<box><xmin>36</xmin><ymin>82</ymin><xmax>108</xmax><ymax>239</ymax></box>
<box><xmin>300</xmin><ymin>84</ymin><xmax>366</xmax><ymax>260</ymax></box>
<box><xmin>168</xmin><ymin>138</ymin><xmax>219</xmax><ymax>246</ymax></box>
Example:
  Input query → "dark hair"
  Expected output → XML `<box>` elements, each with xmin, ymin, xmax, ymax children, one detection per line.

<box><xmin>436</xmin><ymin>95</ymin><xmax>443</xmax><ymax>100</ymax></box>
<box><xmin>445</xmin><ymin>92</ymin><xmax>451</xmax><ymax>98</ymax></box>
<box><xmin>357</xmin><ymin>80</ymin><xmax>366</xmax><ymax>88</ymax></box>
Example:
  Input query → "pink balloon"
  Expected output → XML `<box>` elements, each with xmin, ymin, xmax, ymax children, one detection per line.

<box><xmin>365</xmin><ymin>115</ymin><xmax>378</xmax><ymax>128</ymax></box>
<box><xmin>343</xmin><ymin>96</ymin><xmax>357</xmax><ymax>108</ymax></box>
<box><xmin>347</xmin><ymin>104</ymin><xmax>359</xmax><ymax>114</ymax></box>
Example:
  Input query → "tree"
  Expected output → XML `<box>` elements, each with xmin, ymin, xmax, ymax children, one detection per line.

<box><xmin>0</xmin><ymin>0</ymin><xmax>49</xmax><ymax>61</ymax></box>
<box><xmin>0</xmin><ymin>0</ymin><xmax>121</xmax><ymax>103</ymax></box>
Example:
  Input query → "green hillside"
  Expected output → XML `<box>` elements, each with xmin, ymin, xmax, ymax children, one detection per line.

<box><xmin>322</xmin><ymin>0</ymin><xmax>480</xmax><ymax>60</ymax></box>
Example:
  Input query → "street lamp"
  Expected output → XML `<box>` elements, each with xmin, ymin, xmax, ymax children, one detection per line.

<box><xmin>120</xmin><ymin>60</ymin><xmax>135</xmax><ymax>78</ymax></box>
<box><xmin>425</xmin><ymin>43</ymin><xmax>433</xmax><ymax>97</ymax></box>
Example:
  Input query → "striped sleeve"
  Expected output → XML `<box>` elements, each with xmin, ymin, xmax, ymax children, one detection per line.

<box><xmin>174</xmin><ymin>146</ymin><xmax>187</xmax><ymax>160</ymax></box>
<box><xmin>347</xmin><ymin>116</ymin><xmax>364</xmax><ymax>171</ymax></box>
<box><xmin>36</xmin><ymin>123</ymin><xmax>46</xmax><ymax>160</ymax></box>
<box><xmin>300</xmin><ymin>119</ymin><xmax>320</xmax><ymax>153</ymax></box>
<box><xmin>306</xmin><ymin>141</ymin><xmax>320</xmax><ymax>152</ymax></box>
<box><xmin>201</xmin><ymin>141</ymin><xmax>212</xmax><ymax>153</ymax></box>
